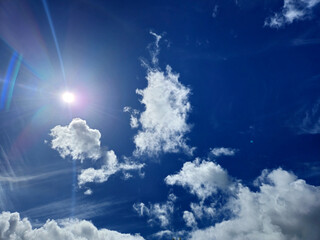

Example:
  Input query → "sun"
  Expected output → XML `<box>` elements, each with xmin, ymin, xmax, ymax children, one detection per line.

<box><xmin>62</xmin><ymin>91</ymin><xmax>75</xmax><ymax>103</ymax></box>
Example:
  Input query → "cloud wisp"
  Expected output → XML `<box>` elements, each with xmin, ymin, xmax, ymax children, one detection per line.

<box><xmin>78</xmin><ymin>150</ymin><xmax>144</xmax><ymax>186</ymax></box>
<box><xmin>133</xmin><ymin>194</ymin><xmax>177</xmax><ymax>228</ymax></box>
<box><xmin>265</xmin><ymin>0</ymin><xmax>320</xmax><ymax>28</ymax></box>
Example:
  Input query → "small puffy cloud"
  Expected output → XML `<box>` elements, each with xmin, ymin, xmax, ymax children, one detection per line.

<box><xmin>211</xmin><ymin>147</ymin><xmax>237</xmax><ymax>157</ymax></box>
<box><xmin>83</xmin><ymin>189</ymin><xmax>93</xmax><ymax>195</ymax></box>
<box><xmin>183</xmin><ymin>211</ymin><xmax>197</xmax><ymax>228</ymax></box>
<box><xmin>124</xmin><ymin>107</ymin><xmax>140</xmax><ymax>129</ymax></box>
<box><xmin>265</xmin><ymin>0</ymin><xmax>320</xmax><ymax>28</ymax></box>
<box><xmin>165</xmin><ymin>159</ymin><xmax>232</xmax><ymax>200</ymax></box>
<box><xmin>78</xmin><ymin>150</ymin><xmax>144</xmax><ymax>186</ymax></box>
<box><xmin>50</xmin><ymin>118</ymin><xmax>101</xmax><ymax>161</ymax></box>
<box><xmin>189</xmin><ymin>168</ymin><xmax>320</xmax><ymax>240</ymax></box>
<box><xmin>0</xmin><ymin>211</ymin><xmax>144</xmax><ymax>240</ymax></box>
<box><xmin>133</xmin><ymin>194</ymin><xmax>176</xmax><ymax>228</ymax></box>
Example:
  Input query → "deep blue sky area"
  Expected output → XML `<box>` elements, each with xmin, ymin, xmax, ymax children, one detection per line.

<box><xmin>0</xmin><ymin>0</ymin><xmax>320</xmax><ymax>239</ymax></box>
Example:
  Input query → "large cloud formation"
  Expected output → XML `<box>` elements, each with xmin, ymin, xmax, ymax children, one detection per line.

<box><xmin>125</xmin><ymin>33</ymin><xmax>193</xmax><ymax>156</ymax></box>
<box><xmin>265</xmin><ymin>0</ymin><xmax>320</xmax><ymax>28</ymax></box>
<box><xmin>50</xmin><ymin>118</ymin><xmax>101</xmax><ymax>161</ymax></box>
<box><xmin>0</xmin><ymin>211</ymin><xmax>144</xmax><ymax>240</ymax></box>
<box><xmin>188</xmin><ymin>168</ymin><xmax>320</xmax><ymax>240</ymax></box>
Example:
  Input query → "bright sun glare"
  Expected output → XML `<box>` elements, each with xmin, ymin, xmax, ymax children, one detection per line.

<box><xmin>62</xmin><ymin>92</ymin><xmax>75</xmax><ymax>103</ymax></box>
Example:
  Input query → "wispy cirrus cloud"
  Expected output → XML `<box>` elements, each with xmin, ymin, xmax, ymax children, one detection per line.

<box><xmin>297</xmin><ymin>99</ymin><xmax>320</xmax><ymax>134</ymax></box>
<box><xmin>265</xmin><ymin>0</ymin><xmax>320</xmax><ymax>28</ymax></box>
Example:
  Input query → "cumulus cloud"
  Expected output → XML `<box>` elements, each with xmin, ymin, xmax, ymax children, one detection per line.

<box><xmin>265</xmin><ymin>0</ymin><xmax>320</xmax><ymax>28</ymax></box>
<box><xmin>125</xmin><ymin>33</ymin><xmax>193</xmax><ymax>156</ymax></box>
<box><xmin>133</xmin><ymin>194</ymin><xmax>176</xmax><ymax>228</ymax></box>
<box><xmin>211</xmin><ymin>147</ymin><xmax>237</xmax><ymax>157</ymax></box>
<box><xmin>49</xmin><ymin>119</ymin><xmax>144</xmax><ymax>191</ymax></box>
<box><xmin>78</xmin><ymin>150</ymin><xmax>144</xmax><ymax>186</ymax></box>
<box><xmin>189</xmin><ymin>168</ymin><xmax>320</xmax><ymax>240</ymax></box>
<box><xmin>0</xmin><ymin>211</ymin><xmax>144</xmax><ymax>240</ymax></box>
<box><xmin>50</xmin><ymin>118</ymin><xmax>101</xmax><ymax>161</ymax></box>
<box><xmin>183</xmin><ymin>211</ymin><xmax>197</xmax><ymax>228</ymax></box>
<box><xmin>165</xmin><ymin>159</ymin><xmax>232</xmax><ymax>200</ymax></box>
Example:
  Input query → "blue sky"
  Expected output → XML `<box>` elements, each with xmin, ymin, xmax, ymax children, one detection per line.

<box><xmin>0</xmin><ymin>0</ymin><xmax>320</xmax><ymax>239</ymax></box>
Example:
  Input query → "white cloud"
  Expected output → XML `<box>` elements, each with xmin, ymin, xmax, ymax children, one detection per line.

<box><xmin>212</xmin><ymin>5</ymin><xmax>219</xmax><ymax>18</ymax></box>
<box><xmin>265</xmin><ymin>0</ymin><xmax>320</xmax><ymax>28</ymax></box>
<box><xmin>78</xmin><ymin>150</ymin><xmax>144</xmax><ymax>186</ymax></box>
<box><xmin>149</xmin><ymin>31</ymin><xmax>162</xmax><ymax>65</ymax></box>
<box><xmin>50</xmin><ymin>118</ymin><xmax>101</xmax><ymax>161</ymax></box>
<box><xmin>123</xmin><ymin>107</ymin><xmax>140</xmax><ymax>129</ymax></box>
<box><xmin>190</xmin><ymin>202</ymin><xmax>216</xmax><ymax>220</ymax></box>
<box><xmin>189</xmin><ymin>168</ymin><xmax>320</xmax><ymax>240</ymax></box>
<box><xmin>165</xmin><ymin>158</ymin><xmax>232</xmax><ymax>200</ymax></box>
<box><xmin>298</xmin><ymin>99</ymin><xmax>320</xmax><ymax>134</ymax></box>
<box><xmin>151</xmin><ymin>230</ymin><xmax>174</xmax><ymax>239</ymax></box>
<box><xmin>133</xmin><ymin>65</ymin><xmax>193</xmax><ymax>156</ymax></box>
<box><xmin>183</xmin><ymin>211</ymin><xmax>197</xmax><ymax>228</ymax></box>
<box><xmin>0</xmin><ymin>211</ymin><xmax>144</xmax><ymax>240</ymax></box>
<box><xmin>126</xmin><ymin>33</ymin><xmax>194</xmax><ymax>156</ymax></box>
<box><xmin>133</xmin><ymin>194</ymin><xmax>176</xmax><ymax>228</ymax></box>
<box><xmin>49</xmin><ymin>119</ymin><xmax>144</xmax><ymax>191</ymax></box>
<box><xmin>211</xmin><ymin>147</ymin><xmax>237</xmax><ymax>157</ymax></box>
<box><xmin>84</xmin><ymin>189</ymin><xmax>93</xmax><ymax>195</ymax></box>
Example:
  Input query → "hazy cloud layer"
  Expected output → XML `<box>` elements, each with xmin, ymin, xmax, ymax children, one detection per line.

<box><xmin>165</xmin><ymin>159</ymin><xmax>232</xmax><ymax>200</ymax></box>
<box><xmin>0</xmin><ymin>212</ymin><xmax>144</xmax><ymax>240</ymax></box>
<box><xmin>265</xmin><ymin>0</ymin><xmax>320</xmax><ymax>28</ymax></box>
<box><xmin>50</xmin><ymin>118</ymin><xmax>101</xmax><ymax>161</ymax></box>
<box><xmin>189</xmin><ymin>168</ymin><xmax>320</xmax><ymax>240</ymax></box>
